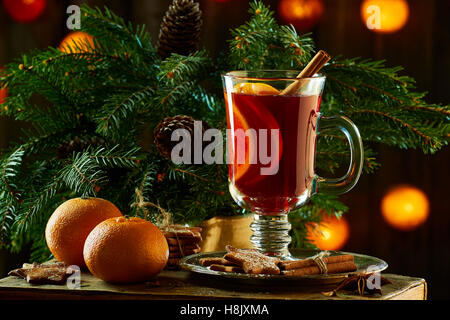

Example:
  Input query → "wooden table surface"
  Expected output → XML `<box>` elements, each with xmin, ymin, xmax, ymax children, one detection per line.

<box><xmin>0</xmin><ymin>270</ymin><xmax>427</xmax><ymax>300</ymax></box>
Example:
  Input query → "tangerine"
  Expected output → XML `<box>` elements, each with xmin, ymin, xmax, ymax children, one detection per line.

<box><xmin>83</xmin><ymin>217</ymin><xmax>169</xmax><ymax>283</ymax></box>
<box><xmin>45</xmin><ymin>197</ymin><xmax>123</xmax><ymax>267</ymax></box>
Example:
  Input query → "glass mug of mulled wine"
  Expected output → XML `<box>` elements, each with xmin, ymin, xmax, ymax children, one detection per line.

<box><xmin>222</xmin><ymin>71</ymin><xmax>364</xmax><ymax>258</ymax></box>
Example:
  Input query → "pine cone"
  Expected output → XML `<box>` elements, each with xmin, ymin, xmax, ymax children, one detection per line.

<box><xmin>158</xmin><ymin>0</ymin><xmax>203</xmax><ymax>58</ymax></box>
<box><xmin>154</xmin><ymin>115</ymin><xmax>209</xmax><ymax>161</ymax></box>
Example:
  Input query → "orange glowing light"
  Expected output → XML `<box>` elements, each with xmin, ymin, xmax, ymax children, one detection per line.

<box><xmin>361</xmin><ymin>0</ymin><xmax>409</xmax><ymax>33</ymax></box>
<box><xmin>307</xmin><ymin>215</ymin><xmax>350</xmax><ymax>251</ymax></box>
<box><xmin>59</xmin><ymin>31</ymin><xmax>95</xmax><ymax>53</ymax></box>
<box><xmin>278</xmin><ymin>0</ymin><xmax>324</xmax><ymax>31</ymax></box>
<box><xmin>2</xmin><ymin>0</ymin><xmax>47</xmax><ymax>23</ymax></box>
<box><xmin>381</xmin><ymin>185</ymin><xmax>429</xmax><ymax>231</ymax></box>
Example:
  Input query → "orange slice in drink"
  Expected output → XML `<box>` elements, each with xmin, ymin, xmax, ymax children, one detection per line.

<box><xmin>239</xmin><ymin>97</ymin><xmax>283</xmax><ymax>182</ymax></box>
<box><xmin>227</xmin><ymin>105</ymin><xmax>257</xmax><ymax>182</ymax></box>
<box><xmin>234</xmin><ymin>83</ymin><xmax>279</xmax><ymax>95</ymax></box>
<box><xmin>226</xmin><ymin>86</ymin><xmax>283</xmax><ymax>184</ymax></box>
<box><xmin>225</xmin><ymin>92</ymin><xmax>256</xmax><ymax>182</ymax></box>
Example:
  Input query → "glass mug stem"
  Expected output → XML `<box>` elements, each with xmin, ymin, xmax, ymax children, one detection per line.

<box><xmin>250</xmin><ymin>214</ymin><xmax>292</xmax><ymax>259</ymax></box>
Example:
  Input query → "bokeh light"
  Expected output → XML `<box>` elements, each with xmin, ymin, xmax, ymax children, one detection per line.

<box><xmin>307</xmin><ymin>215</ymin><xmax>350</xmax><ymax>251</ymax></box>
<box><xmin>361</xmin><ymin>0</ymin><xmax>409</xmax><ymax>33</ymax></box>
<box><xmin>381</xmin><ymin>185</ymin><xmax>429</xmax><ymax>231</ymax></box>
<box><xmin>278</xmin><ymin>0</ymin><xmax>324</xmax><ymax>31</ymax></box>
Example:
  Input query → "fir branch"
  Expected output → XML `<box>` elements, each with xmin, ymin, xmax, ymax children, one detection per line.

<box><xmin>321</xmin><ymin>57</ymin><xmax>450</xmax><ymax>153</ymax></box>
<box><xmin>96</xmin><ymin>86</ymin><xmax>155</xmax><ymax>138</ymax></box>
<box><xmin>80</xmin><ymin>4</ymin><xmax>156</xmax><ymax>67</ymax></box>
<box><xmin>171</xmin><ymin>167</ymin><xmax>209</xmax><ymax>182</ymax></box>
<box><xmin>89</xmin><ymin>145</ymin><xmax>141</xmax><ymax>168</ymax></box>
<box><xmin>60</xmin><ymin>152</ymin><xmax>107</xmax><ymax>198</ymax></box>
<box><xmin>228</xmin><ymin>1</ymin><xmax>314</xmax><ymax>70</ymax></box>
<box><xmin>12</xmin><ymin>61</ymin><xmax>79</xmax><ymax>112</ymax></box>
<box><xmin>81</xmin><ymin>5</ymin><xmax>151</xmax><ymax>48</ymax></box>
<box><xmin>1</xmin><ymin>147</ymin><xmax>25</xmax><ymax>202</ymax></box>
<box><xmin>16</xmin><ymin>175</ymin><xmax>64</xmax><ymax>233</ymax></box>
<box><xmin>0</xmin><ymin>198</ymin><xmax>15</xmax><ymax>246</ymax></box>
<box><xmin>159</xmin><ymin>51</ymin><xmax>209</xmax><ymax>84</ymax></box>
<box><xmin>159</xmin><ymin>80</ymin><xmax>197</xmax><ymax>107</ymax></box>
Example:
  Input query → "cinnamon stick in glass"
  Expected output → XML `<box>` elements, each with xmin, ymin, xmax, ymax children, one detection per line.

<box><xmin>279</xmin><ymin>50</ymin><xmax>331</xmax><ymax>96</ymax></box>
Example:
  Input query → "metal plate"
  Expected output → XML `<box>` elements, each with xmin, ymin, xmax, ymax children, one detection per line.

<box><xmin>180</xmin><ymin>249</ymin><xmax>388</xmax><ymax>286</ymax></box>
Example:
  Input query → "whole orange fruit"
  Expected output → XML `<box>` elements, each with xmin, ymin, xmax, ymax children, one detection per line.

<box><xmin>83</xmin><ymin>217</ymin><xmax>169</xmax><ymax>283</ymax></box>
<box><xmin>45</xmin><ymin>197</ymin><xmax>123</xmax><ymax>267</ymax></box>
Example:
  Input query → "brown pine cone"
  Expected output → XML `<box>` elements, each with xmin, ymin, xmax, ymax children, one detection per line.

<box><xmin>154</xmin><ymin>115</ymin><xmax>209</xmax><ymax>162</ymax></box>
<box><xmin>158</xmin><ymin>0</ymin><xmax>203</xmax><ymax>58</ymax></box>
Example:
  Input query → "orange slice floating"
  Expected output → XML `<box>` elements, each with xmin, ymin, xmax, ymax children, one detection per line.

<box><xmin>234</xmin><ymin>83</ymin><xmax>279</xmax><ymax>95</ymax></box>
<box><xmin>225</xmin><ymin>86</ymin><xmax>283</xmax><ymax>184</ymax></box>
<box><xmin>237</xmin><ymin>97</ymin><xmax>283</xmax><ymax>183</ymax></box>
<box><xmin>228</xmin><ymin>105</ymin><xmax>257</xmax><ymax>182</ymax></box>
<box><xmin>225</xmin><ymin>92</ymin><xmax>256</xmax><ymax>182</ymax></box>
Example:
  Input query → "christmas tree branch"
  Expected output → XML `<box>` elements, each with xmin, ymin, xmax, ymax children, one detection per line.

<box><xmin>16</xmin><ymin>175</ymin><xmax>64</xmax><ymax>233</ymax></box>
<box><xmin>96</xmin><ymin>86</ymin><xmax>155</xmax><ymax>138</ymax></box>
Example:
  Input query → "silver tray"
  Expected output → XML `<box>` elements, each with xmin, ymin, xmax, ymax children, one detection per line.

<box><xmin>180</xmin><ymin>249</ymin><xmax>388</xmax><ymax>286</ymax></box>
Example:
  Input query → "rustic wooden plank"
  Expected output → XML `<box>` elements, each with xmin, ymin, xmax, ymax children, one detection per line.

<box><xmin>0</xmin><ymin>271</ymin><xmax>426</xmax><ymax>300</ymax></box>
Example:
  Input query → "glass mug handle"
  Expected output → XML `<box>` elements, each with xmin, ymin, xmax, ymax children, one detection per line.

<box><xmin>314</xmin><ymin>115</ymin><xmax>364</xmax><ymax>195</ymax></box>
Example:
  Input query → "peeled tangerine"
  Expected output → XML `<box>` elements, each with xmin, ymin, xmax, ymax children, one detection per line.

<box><xmin>234</xmin><ymin>83</ymin><xmax>279</xmax><ymax>95</ymax></box>
<box><xmin>83</xmin><ymin>216</ymin><xmax>169</xmax><ymax>283</ymax></box>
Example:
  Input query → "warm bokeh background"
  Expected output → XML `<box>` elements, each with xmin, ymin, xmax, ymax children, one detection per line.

<box><xmin>0</xmin><ymin>0</ymin><xmax>449</xmax><ymax>299</ymax></box>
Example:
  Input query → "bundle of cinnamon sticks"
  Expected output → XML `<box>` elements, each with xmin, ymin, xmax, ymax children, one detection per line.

<box><xmin>279</xmin><ymin>254</ymin><xmax>357</xmax><ymax>276</ymax></box>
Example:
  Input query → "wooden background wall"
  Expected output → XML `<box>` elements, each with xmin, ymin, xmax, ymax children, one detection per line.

<box><xmin>0</xmin><ymin>0</ymin><xmax>449</xmax><ymax>299</ymax></box>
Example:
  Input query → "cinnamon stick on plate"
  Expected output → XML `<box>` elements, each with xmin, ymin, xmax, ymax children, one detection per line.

<box><xmin>279</xmin><ymin>254</ymin><xmax>355</xmax><ymax>271</ymax></box>
<box><xmin>279</xmin><ymin>50</ymin><xmax>330</xmax><ymax>96</ymax></box>
<box><xmin>281</xmin><ymin>261</ymin><xmax>357</xmax><ymax>276</ymax></box>
<box><xmin>279</xmin><ymin>254</ymin><xmax>357</xmax><ymax>276</ymax></box>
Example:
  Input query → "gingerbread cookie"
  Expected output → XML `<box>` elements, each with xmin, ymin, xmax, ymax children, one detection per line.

<box><xmin>8</xmin><ymin>262</ymin><xmax>71</xmax><ymax>285</ymax></box>
<box><xmin>223</xmin><ymin>245</ymin><xmax>280</xmax><ymax>275</ymax></box>
<box><xmin>199</xmin><ymin>257</ymin><xmax>239</xmax><ymax>267</ymax></box>
<box><xmin>161</xmin><ymin>225</ymin><xmax>203</xmax><ymax>270</ymax></box>
<box><xmin>169</xmin><ymin>247</ymin><xmax>201</xmax><ymax>258</ymax></box>
<box><xmin>209</xmin><ymin>264</ymin><xmax>245</xmax><ymax>273</ymax></box>
<box><xmin>165</xmin><ymin>235</ymin><xmax>202</xmax><ymax>246</ymax></box>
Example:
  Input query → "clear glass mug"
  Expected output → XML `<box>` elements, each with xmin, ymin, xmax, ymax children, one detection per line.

<box><xmin>222</xmin><ymin>71</ymin><xmax>364</xmax><ymax>258</ymax></box>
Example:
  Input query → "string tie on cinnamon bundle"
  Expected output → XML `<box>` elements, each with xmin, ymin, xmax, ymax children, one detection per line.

<box><xmin>311</xmin><ymin>250</ymin><xmax>330</xmax><ymax>275</ymax></box>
